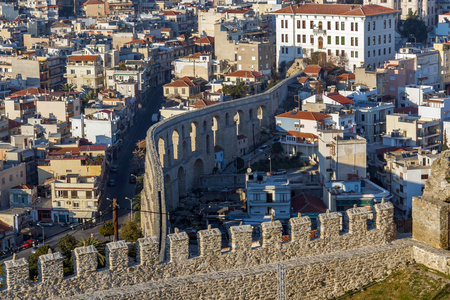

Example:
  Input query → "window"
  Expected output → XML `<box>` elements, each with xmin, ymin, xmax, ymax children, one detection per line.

<box><xmin>310</xmin><ymin>35</ymin><xmax>314</xmax><ymax>44</ymax></box>
<box><xmin>384</xmin><ymin>20</ymin><xmax>386</xmax><ymax>29</ymax></box>
<box><xmin>285</xmin><ymin>48</ymin><xmax>288</xmax><ymax>54</ymax></box>
<box><xmin>383</xmin><ymin>35</ymin><xmax>386</xmax><ymax>43</ymax></box>
<box><xmin>302</xmin><ymin>20</ymin><xmax>306</xmax><ymax>29</ymax></box>
<box><xmin>355</xmin><ymin>51</ymin><xmax>358</xmax><ymax>58</ymax></box>
<box><xmin>341</xmin><ymin>22</ymin><xmax>345</xmax><ymax>30</ymax></box>
<box><xmin>336</xmin><ymin>36</ymin><xmax>339</xmax><ymax>45</ymax></box>
<box><xmin>355</xmin><ymin>37</ymin><xmax>358</xmax><ymax>46</ymax></box>
<box><xmin>71</xmin><ymin>69</ymin><xmax>75</xmax><ymax>74</ymax></box>
<box><xmin>341</xmin><ymin>36</ymin><xmax>345</xmax><ymax>45</ymax></box>
<box><xmin>9</xmin><ymin>175</ymin><xmax>12</xmax><ymax>182</ymax></box>
<box><xmin>327</xmin><ymin>21</ymin><xmax>331</xmax><ymax>30</ymax></box>
<box><xmin>252</xmin><ymin>56</ymin><xmax>255</xmax><ymax>61</ymax></box>
<box><xmin>281</xmin><ymin>48</ymin><xmax>284</xmax><ymax>54</ymax></box>
<box><xmin>71</xmin><ymin>191</ymin><xmax>77</xmax><ymax>198</ymax></box>
<box><xmin>384</xmin><ymin>48</ymin><xmax>386</xmax><ymax>55</ymax></box>
<box><xmin>165</xmin><ymin>88</ymin><xmax>169</xmax><ymax>94</ymax></box>
<box><xmin>310</xmin><ymin>21</ymin><xmax>314</xmax><ymax>29</ymax></box>
<box><xmin>297</xmin><ymin>34</ymin><xmax>301</xmax><ymax>43</ymax></box>
<box><xmin>351</xmin><ymin>51</ymin><xmax>354</xmax><ymax>58</ymax></box>
<box><xmin>361</xmin><ymin>114</ymin><xmax>365</xmax><ymax>121</ymax></box>
<box><xmin>87</xmin><ymin>201</ymin><xmax>93</xmax><ymax>208</ymax></box>
<box><xmin>351</xmin><ymin>22</ymin><xmax>354</xmax><ymax>31</ymax></box>
<box><xmin>368</xmin><ymin>51</ymin><xmax>370</xmax><ymax>57</ymax></box>
<box><xmin>1</xmin><ymin>178</ymin><xmax>4</xmax><ymax>184</ymax></box>
<box><xmin>328</xmin><ymin>49</ymin><xmax>332</xmax><ymax>56</ymax></box>
<box><xmin>336</xmin><ymin>50</ymin><xmax>339</xmax><ymax>56</ymax></box>
<box><xmin>182</xmin><ymin>88</ymin><xmax>186</xmax><ymax>94</ymax></box>
<box><xmin>389</xmin><ymin>19</ymin><xmax>391</xmax><ymax>28</ymax></box>
<box><xmin>285</xmin><ymin>20</ymin><xmax>288</xmax><ymax>28</ymax></box>
<box><xmin>373</xmin><ymin>36</ymin><xmax>376</xmax><ymax>45</ymax></box>
<box><xmin>73</xmin><ymin>202</ymin><xmax>79</xmax><ymax>208</ymax></box>
<box><xmin>368</xmin><ymin>37</ymin><xmax>370</xmax><ymax>46</ymax></box>
<box><xmin>285</xmin><ymin>34</ymin><xmax>288</xmax><ymax>43</ymax></box>
<box><xmin>297</xmin><ymin>20</ymin><xmax>300</xmax><ymax>29</ymax></box>
<box><xmin>355</xmin><ymin>22</ymin><xmax>358</xmax><ymax>31</ymax></box>
<box><xmin>373</xmin><ymin>21</ymin><xmax>375</xmax><ymax>30</ymax></box>
<box><xmin>389</xmin><ymin>47</ymin><xmax>391</xmax><ymax>54</ymax></box>
<box><xmin>373</xmin><ymin>50</ymin><xmax>375</xmax><ymax>56</ymax></box>
<box><xmin>335</xmin><ymin>21</ymin><xmax>339</xmax><ymax>30</ymax></box>
<box><xmin>351</xmin><ymin>37</ymin><xmax>354</xmax><ymax>46</ymax></box>
<box><xmin>86</xmin><ymin>191</ymin><xmax>92</xmax><ymax>198</ymax></box>
<box><xmin>328</xmin><ymin>36</ymin><xmax>331</xmax><ymax>44</ymax></box>
<box><xmin>294</xmin><ymin>122</ymin><xmax>299</xmax><ymax>129</ymax></box>
<box><xmin>87</xmin><ymin>70</ymin><xmax>91</xmax><ymax>75</ymax></box>
<box><xmin>378</xmin><ymin>49</ymin><xmax>381</xmax><ymax>55</ymax></box>
<box><xmin>389</xmin><ymin>34</ymin><xmax>391</xmax><ymax>43</ymax></box>
<box><xmin>368</xmin><ymin>22</ymin><xmax>370</xmax><ymax>31</ymax></box>
<box><xmin>421</xmin><ymin>174</ymin><xmax>429</xmax><ymax>179</ymax></box>
<box><xmin>281</xmin><ymin>35</ymin><xmax>284</xmax><ymax>43</ymax></box>
<box><xmin>302</xmin><ymin>35</ymin><xmax>306</xmax><ymax>43</ymax></box>
<box><xmin>378</xmin><ymin>35</ymin><xmax>381</xmax><ymax>44</ymax></box>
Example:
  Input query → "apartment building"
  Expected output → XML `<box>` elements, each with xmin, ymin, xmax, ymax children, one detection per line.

<box><xmin>273</xmin><ymin>4</ymin><xmax>399</xmax><ymax>71</ymax></box>
<box><xmin>382</xmin><ymin>113</ymin><xmax>441</xmax><ymax>150</ymax></box>
<box><xmin>71</xmin><ymin>111</ymin><xmax>120</xmax><ymax>147</ymax></box>
<box><xmin>51</xmin><ymin>174</ymin><xmax>101</xmax><ymax>224</ymax></box>
<box><xmin>0</xmin><ymin>55</ymin><xmax>51</xmax><ymax>89</ymax></box>
<box><xmin>65</xmin><ymin>55</ymin><xmax>104</xmax><ymax>92</ymax></box>
<box><xmin>9</xmin><ymin>184</ymin><xmax>37</xmax><ymax>207</ymax></box>
<box><xmin>25</xmin><ymin>0</ymin><xmax>59</xmax><ymax>20</ymax></box>
<box><xmin>433</xmin><ymin>43</ymin><xmax>450</xmax><ymax>91</ymax></box>
<box><xmin>172</xmin><ymin>52</ymin><xmax>213</xmax><ymax>81</ymax></box>
<box><xmin>0</xmin><ymin>163</ymin><xmax>26</xmax><ymax>207</ymax></box>
<box><xmin>353</xmin><ymin>101</ymin><xmax>395</xmax><ymax>143</ymax></box>
<box><xmin>376</xmin><ymin>58</ymin><xmax>415</xmax><ymax>100</ymax></box>
<box><xmin>382</xmin><ymin>149</ymin><xmax>438</xmax><ymax>218</ymax></box>
<box><xmin>163</xmin><ymin>76</ymin><xmax>207</xmax><ymax>99</ymax></box>
<box><xmin>245</xmin><ymin>171</ymin><xmax>291</xmax><ymax>220</ymax></box>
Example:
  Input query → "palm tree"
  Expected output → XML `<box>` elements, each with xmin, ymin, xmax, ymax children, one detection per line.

<box><xmin>77</xmin><ymin>237</ymin><xmax>106</xmax><ymax>267</ymax></box>
<box><xmin>60</xmin><ymin>83</ymin><xmax>75</xmax><ymax>92</ymax></box>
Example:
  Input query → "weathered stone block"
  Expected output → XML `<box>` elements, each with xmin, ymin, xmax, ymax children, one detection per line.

<box><xmin>229</xmin><ymin>225</ymin><xmax>253</xmax><ymax>252</ymax></box>
<box><xmin>38</xmin><ymin>251</ymin><xmax>64</xmax><ymax>282</ymax></box>
<box><xmin>319</xmin><ymin>211</ymin><xmax>342</xmax><ymax>238</ymax></box>
<box><xmin>167</xmin><ymin>228</ymin><xmax>189</xmax><ymax>262</ymax></box>
<box><xmin>346</xmin><ymin>207</ymin><xmax>368</xmax><ymax>235</ymax></box>
<box><xmin>137</xmin><ymin>235</ymin><xmax>159</xmax><ymax>265</ymax></box>
<box><xmin>106</xmin><ymin>241</ymin><xmax>128</xmax><ymax>271</ymax></box>
<box><xmin>374</xmin><ymin>200</ymin><xmax>395</xmax><ymax>242</ymax></box>
<box><xmin>261</xmin><ymin>220</ymin><xmax>282</xmax><ymax>249</ymax></box>
<box><xmin>289</xmin><ymin>215</ymin><xmax>311</xmax><ymax>242</ymax></box>
<box><xmin>4</xmin><ymin>258</ymin><xmax>28</xmax><ymax>289</ymax></box>
<box><xmin>73</xmin><ymin>245</ymin><xmax>98</xmax><ymax>276</ymax></box>
<box><xmin>198</xmin><ymin>227</ymin><xmax>222</xmax><ymax>256</ymax></box>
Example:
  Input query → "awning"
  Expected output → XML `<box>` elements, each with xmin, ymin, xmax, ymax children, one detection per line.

<box><xmin>20</xmin><ymin>227</ymin><xmax>37</xmax><ymax>235</ymax></box>
<box><xmin>70</xmin><ymin>211</ymin><xmax>95</xmax><ymax>219</ymax></box>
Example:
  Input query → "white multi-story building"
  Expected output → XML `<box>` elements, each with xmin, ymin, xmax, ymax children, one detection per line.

<box><xmin>273</xmin><ymin>4</ymin><xmax>399</xmax><ymax>71</ymax></box>
<box><xmin>245</xmin><ymin>171</ymin><xmax>291</xmax><ymax>220</ymax></box>
<box><xmin>70</xmin><ymin>110</ymin><xmax>120</xmax><ymax>147</ymax></box>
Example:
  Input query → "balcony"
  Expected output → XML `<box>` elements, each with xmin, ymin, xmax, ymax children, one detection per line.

<box><xmin>313</xmin><ymin>29</ymin><xmax>326</xmax><ymax>34</ymax></box>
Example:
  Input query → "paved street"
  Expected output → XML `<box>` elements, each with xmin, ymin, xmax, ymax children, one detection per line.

<box><xmin>0</xmin><ymin>86</ymin><xmax>164</xmax><ymax>265</ymax></box>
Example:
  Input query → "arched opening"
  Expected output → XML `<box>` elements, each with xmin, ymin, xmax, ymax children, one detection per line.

<box><xmin>212</xmin><ymin>116</ymin><xmax>220</xmax><ymax>146</ymax></box>
<box><xmin>164</xmin><ymin>174</ymin><xmax>173</xmax><ymax>209</ymax></box>
<box><xmin>193</xmin><ymin>159</ymin><xmax>204</xmax><ymax>187</ymax></box>
<box><xmin>257</xmin><ymin>106</ymin><xmax>269</xmax><ymax>128</ymax></box>
<box><xmin>172</xmin><ymin>130</ymin><xmax>180</xmax><ymax>160</ymax></box>
<box><xmin>158</xmin><ymin>137</ymin><xmax>165</xmax><ymax>168</ymax></box>
<box><xmin>177</xmin><ymin>166</ymin><xmax>186</xmax><ymax>198</ymax></box>
<box><xmin>234</xmin><ymin>110</ymin><xmax>244</xmax><ymax>136</ymax></box>
<box><xmin>318</xmin><ymin>21</ymin><xmax>323</xmax><ymax>30</ymax></box>
<box><xmin>182</xmin><ymin>141</ymin><xmax>188</xmax><ymax>159</ymax></box>
<box><xmin>225</xmin><ymin>113</ymin><xmax>230</xmax><ymax>125</ymax></box>
<box><xmin>206</xmin><ymin>134</ymin><xmax>210</xmax><ymax>154</ymax></box>
<box><xmin>190</xmin><ymin>122</ymin><xmax>199</xmax><ymax>152</ymax></box>
<box><xmin>318</xmin><ymin>37</ymin><xmax>323</xmax><ymax>50</ymax></box>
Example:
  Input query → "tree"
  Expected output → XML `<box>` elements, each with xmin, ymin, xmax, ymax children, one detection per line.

<box><xmin>222</xmin><ymin>82</ymin><xmax>247</xmax><ymax>99</ymax></box>
<box><xmin>271</xmin><ymin>142</ymin><xmax>283</xmax><ymax>155</ymax></box>
<box><xmin>401</xmin><ymin>12</ymin><xmax>428</xmax><ymax>43</ymax></box>
<box><xmin>99</xmin><ymin>222</ymin><xmax>114</xmax><ymax>240</ymax></box>
<box><xmin>27</xmin><ymin>245</ymin><xmax>53</xmax><ymax>281</ymax></box>
<box><xmin>118</xmin><ymin>61</ymin><xmax>127</xmax><ymax>70</ymax></box>
<box><xmin>58</xmin><ymin>234</ymin><xmax>78</xmax><ymax>257</ymax></box>
<box><xmin>76</xmin><ymin>237</ymin><xmax>105</xmax><ymax>267</ymax></box>
<box><xmin>443</xmin><ymin>132</ymin><xmax>449</xmax><ymax>151</ymax></box>
<box><xmin>60</xmin><ymin>83</ymin><xmax>75</xmax><ymax>92</ymax></box>
<box><xmin>120</xmin><ymin>220</ymin><xmax>142</xmax><ymax>242</ymax></box>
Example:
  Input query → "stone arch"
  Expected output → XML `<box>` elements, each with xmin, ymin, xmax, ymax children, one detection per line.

<box><xmin>234</xmin><ymin>110</ymin><xmax>245</xmax><ymax>136</ymax></box>
<box><xmin>257</xmin><ymin>105</ymin><xmax>269</xmax><ymax>127</ymax></box>
<box><xmin>177</xmin><ymin>166</ymin><xmax>186</xmax><ymax>198</ymax></box>
<box><xmin>212</xmin><ymin>115</ymin><xmax>220</xmax><ymax>146</ymax></box>
<box><xmin>172</xmin><ymin>129</ymin><xmax>180</xmax><ymax>160</ymax></box>
<box><xmin>203</xmin><ymin>120</ymin><xmax>208</xmax><ymax>132</ymax></box>
<box><xmin>193</xmin><ymin>158</ymin><xmax>204</xmax><ymax>187</ymax></box>
<box><xmin>182</xmin><ymin>141</ymin><xmax>188</xmax><ymax>159</ymax></box>
<box><xmin>158</xmin><ymin>137</ymin><xmax>166</xmax><ymax>168</ymax></box>
<box><xmin>190</xmin><ymin>122</ymin><xmax>199</xmax><ymax>152</ymax></box>
<box><xmin>206</xmin><ymin>134</ymin><xmax>211</xmax><ymax>154</ymax></box>
<box><xmin>164</xmin><ymin>174</ymin><xmax>173</xmax><ymax>209</ymax></box>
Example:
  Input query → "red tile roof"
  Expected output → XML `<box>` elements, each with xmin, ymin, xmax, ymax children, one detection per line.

<box><xmin>291</xmin><ymin>193</ymin><xmax>327</xmax><ymax>214</ymax></box>
<box><xmin>336</xmin><ymin>73</ymin><xmax>355</xmax><ymax>81</ymax></box>
<box><xmin>226</xmin><ymin>70</ymin><xmax>264</xmax><ymax>78</ymax></box>
<box><xmin>276</xmin><ymin>110</ymin><xmax>331</xmax><ymax>121</ymax></box>
<box><xmin>11</xmin><ymin>87</ymin><xmax>45</xmax><ymax>97</ymax></box>
<box><xmin>161</xmin><ymin>10</ymin><xmax>181</xmax><ymax>15</ymax></box>
<box><xmin>191</xmin><ymin>99</ymin><xmax>217</xmax><ymax>108</ymax></box>
<box><xmin>79</xmin><ymin>144</ymin><xmax>107</xmax><ymax>151</ymax></box>
<box><xmin>303</xmin><ymin>64</ymin><xmax>322</xmax><ymax>75</ymax></box>
<box><xmin>183</xmin><ymin>52</ymin><xmax>207</xmax><ymax>59</ymax></box>
<box><xmin>125</xmin><ymin>39</ymin><xmax>151</xmax><ymax>45</ymax></box>
<box><xmin>376</xmin><ymin>147</ymin><xmax>413</xmax><ymax>155</ymax></box>
<box><xmin>214</xmin><ymin>145</ymin><xmax>224</xmax><ymax>152</ymax></box>
<box><xmin>67</xmin><ymin>55</ymin><xmax>99</xmax><ymax>62</ymax></box>
<box><xmin>8</xmin><ymin>119</ymin><xmax>21</xmax><ymax>129</ymax></box>
<box><xmin>286</xmin><ymin>131</ymin><xmax>318</xmax><ymax>139</ymax></box>
<box><xmin>222</xmin><ymin>8</ymin><xmax>253</xmax><ymax>14</ymax></box>
<box><xmin>298</xmin><ymin>77</ymin><xmax>309</xmax><ymax>84</ymax></box>
<box><xmin>326</xmin><ymin>93</ymin><xmax>354</xmax><ymax>105</ymax></box>
<box><xmin>195</xmin><ymin>36</ymin><xmax>215</xmax><ymax>44</ymax></box>
<box><xmin>273</xmin><ymin>4</ymin><xmax>400</xmax><ymax>16</ymax></box>
<box><xmin>237</xmin><ymin>134</ymin><xmax>247</xmax><ymax>140</ymax></box>
<box><xmin>394</xmin><ymin>106</ymin><xmax>418</xmax><ymax>114</ymax></box>
<box><xmin>11</xmin><ymin>184</ymin><xmax>34</xmax><ymax>190</ymax></box>
<box><xmin>161</xmin><ymin>28</ymin><xmax>172</xmax><ymax>32</ymax></box>
<box><xmin>82</xmin><ymin>0</ymin><xmax>104</xmax><ymax>6</ymax></box>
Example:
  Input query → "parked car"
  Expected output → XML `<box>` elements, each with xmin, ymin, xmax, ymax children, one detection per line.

<box><xmin>273</xmin><ymin>169</ymin><xmax>287</xmax><ymax>175</ymax></box>
<box><xmin>258</xmin><ymin>145</ymin><xmax>270</xmax><ymax>152</ymax></box>
<box><xmin>37</xmin><ymin>220</ymin><xmax>53</xmax><ymax>227</ymax></box>
<box><xmin>31</xmin><ymin>244</ymin><xmax>43</xmax><ymax>254</ymax></box>
<box><xmin>70</xmin><ymin>223</ymin><xmax>82</xmax><ymax>230</ymax></box>
<box><xmin>185</xmin><ymin>227</ymin><xmax>197</xmax><ymax>240</ymax></box>
<box><xmin>110</xmin><ymin>165</ymin><xmax>118</xmax><ymax>173</ymax></box>
<box><xmin>108</xmin><ymin>179</ymin><xmax>116</xmax><ymax>187</ymax></box>
<box><xmin>20</xmin><ymin>239</ymin><xmax>37</xmax><ymax>250</ymax></box>
<box><xmin>129</xmin><ymin>175</ymin><xmax>137</xmax><ymax>184</ymax></box>
<box><xmin>273</xmin><ymin>137</ymin><xmax>280</xmax><ymax>142</ymax></box>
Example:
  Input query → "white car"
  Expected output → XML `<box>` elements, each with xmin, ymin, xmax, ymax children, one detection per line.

<box><xmin>37</xmin><ymin>220</ymin><xmax>53</xmax><ymax>227</ymax></box>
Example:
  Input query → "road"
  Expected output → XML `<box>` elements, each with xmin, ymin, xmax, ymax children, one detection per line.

<box><xmin>0</xmin><ymin>86</ymin><xmax>164</xmax><ymax>265</ymax></box>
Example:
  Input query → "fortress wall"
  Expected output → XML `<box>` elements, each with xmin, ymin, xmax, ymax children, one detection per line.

<box><xmin>0</xmin><ymin>203</ymin><xmax>397</xmax><ymax>299</ymax></box>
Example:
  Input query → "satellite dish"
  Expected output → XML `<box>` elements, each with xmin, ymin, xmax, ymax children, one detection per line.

<box><xmin>247</xmin><ymin>167</ymin><xmax>252</xmax><ymax>174</ymax></box>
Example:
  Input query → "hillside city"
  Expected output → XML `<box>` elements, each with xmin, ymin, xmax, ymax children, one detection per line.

<box><xmin>0</xmin><ymin>0</ymin><xmax>448</xmax><ymax>294</ymax></box>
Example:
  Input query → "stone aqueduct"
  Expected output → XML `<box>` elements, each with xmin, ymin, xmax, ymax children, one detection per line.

<box><xmin>141</xmin><ymin>74</ymin><xmax>300</xmax><ymax>259</ymax></box>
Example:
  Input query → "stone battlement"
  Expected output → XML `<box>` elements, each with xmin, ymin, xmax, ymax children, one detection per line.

<box><xmin>0</xmin><ymin>203</ymin><xmax>394</xmax><ymax>299</ymax></box>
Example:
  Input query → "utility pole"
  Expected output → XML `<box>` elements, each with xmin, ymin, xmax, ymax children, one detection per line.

<box><xmin>113</xmin><ymin>198</ymin><xmax>119</xmax><ymax>241</ymax></box>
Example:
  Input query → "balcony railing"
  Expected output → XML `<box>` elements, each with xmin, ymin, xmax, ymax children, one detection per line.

<box><xmin>313</xmin><ymin>29</ymin><xmax>326</xmax><ymax>34</ymax></box>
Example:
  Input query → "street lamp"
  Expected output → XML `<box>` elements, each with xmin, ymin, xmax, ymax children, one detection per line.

<box><xmin>410</xmin><ymin>34</ymin><xmax>416</xmax><ymax>45</ymax></box>
<box><xmin>125</xmin><ymin>197</ymin><xmax>133</xmax><ymax>221</ymax></box>
<box><xmin>268</xmin><ymin>155</ymin><xmax>272</xmax><ymax>173</ymax></box>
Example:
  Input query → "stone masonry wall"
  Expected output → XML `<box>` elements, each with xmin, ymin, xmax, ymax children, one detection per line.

<box><xmin>0</xmin><ymin>203</ymin><xmax>401</xmax><ymax>299</ymax></box>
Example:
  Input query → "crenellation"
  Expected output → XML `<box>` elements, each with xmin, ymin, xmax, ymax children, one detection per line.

<box><xmin>105</xmin><ymin>241</ymin><xmax>129</xmax><ymax>271</ymax></box>
<box><xmin>197</xmin><ymin>226</ymin><xmax>222</xmax><ymax>256</ymax></box>
<box><xmin>38</xmin><ymin>251</ymin><xmax>64</xmax><ymax>283</ymax></box>
<box><xmin>229</xmin><ymin>224</ymin><xmax>253</xmax><ymax>252</ymax></box>
<box><xmin>73</xmin><ymin>245</ymin><xmax>98</xmax><ymax>276</ymax></box>
<box><xmin>167</xmin><ymin>228</ymin><xmax>189</xmax><ymax>262</ymax></box>
<box><xmin>289</xmin><ymin>215</ymin><xmax>312</xmax><ymax>243</ymax></box>
<box><xmin>261</xmin><ymin>220</ymin><xmax>283</xmax><ymax>249</ymax></box>
<box><xmin>346</xmin><ymin>207</ymin><xmax>369</xmax><ymax>235</ymax></box>
<box><xmin>4</xmin><ymin>258</ymin><xmax>28</xmax><ymax>290</ymax></box>
<box><xmin>374</xmin><ymin>200</ymin><xmax>395</xmax><ymax>242</ymax></box>
<box><xmin>137</xmin><ymin>235</ymin><xmax>159</xmax><ymax>265</ymax></box>
<box><xmin>319</xmin><ymin>211</ymin><xmax>342</xmax><ymax>238</ymax></box>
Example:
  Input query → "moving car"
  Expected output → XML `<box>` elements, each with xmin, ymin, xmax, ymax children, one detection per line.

<box><xmin>273</xmin><ymin>169</ymin><xmax>287</xmax><ymax>175</ymax></box>
<box><xmin>20</xmin><ymin>239</ymin><xmax>37</xmax><ymax>250</ymax></box>
<box><xmin>110</xmin><ymin>165</ymin><xmax>118</xmax><ymax>173</ymax></box>
<box><xmin>108</xmin><ymin>179</ymin><xmax>116</xmax><ymax>187</ymax></box>
<box><xmin>37</xmin><ymin>220</ymin><xmax>53</xmax><ymax>227</ymax></box>
<box><xmin>129</xmin><ymin>175</ymin><xmax>137</xmax><ymax>184</ymax></box>
<box><xmin>31</xmin><ymin>244</ymin><xmax>43</xmax><ymax>254</ymax></box>
<box><xmin>70</xmin><ymin>223</ymin><xmax>82</xmax><ymax>230</ymax></box>
<box><xmin>258</xmin><ymin>145</ymin><xmax>270</xmax><ymax>152</ymax></box>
